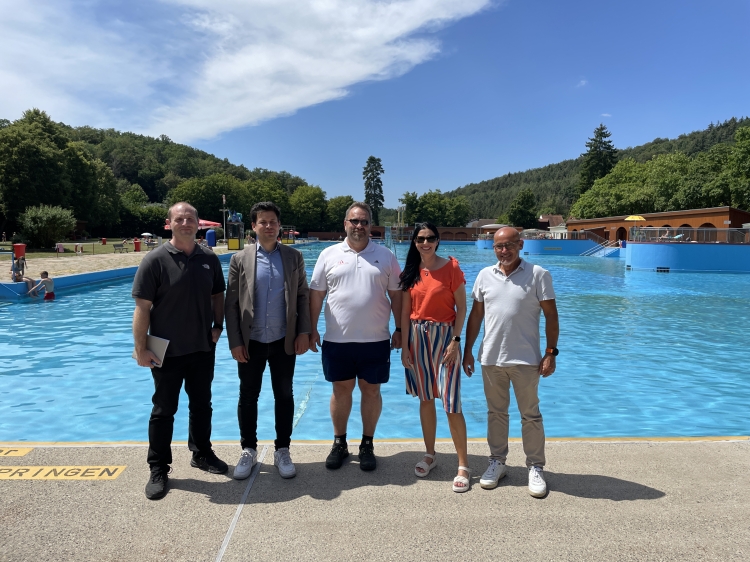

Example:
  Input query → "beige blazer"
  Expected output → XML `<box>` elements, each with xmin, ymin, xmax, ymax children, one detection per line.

<box><xmin>225</xmin><ymin>243</ymin><xmax>311</xmax><ymax>355</ymax></box>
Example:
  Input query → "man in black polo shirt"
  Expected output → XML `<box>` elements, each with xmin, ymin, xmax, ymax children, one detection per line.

<box><xmin>133</xmin><ymin>201</ymin><xmax>228</xmax><ymax>500</ymax></box>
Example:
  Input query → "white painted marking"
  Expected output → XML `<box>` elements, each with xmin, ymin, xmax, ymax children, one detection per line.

<box><xmin>214</xmin><ymin>445</ymin><xmax>268</xmax><ymax>562</ymax></box>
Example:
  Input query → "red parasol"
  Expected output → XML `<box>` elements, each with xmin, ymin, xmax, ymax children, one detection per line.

<box><xmin>164</xmin><ymin>219</ymin><xmax>222</xmax><ymax>230</ymax></box>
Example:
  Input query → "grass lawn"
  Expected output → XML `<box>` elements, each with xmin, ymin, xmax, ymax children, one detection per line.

<box><xmin>0</xmin><ymin>241</ymin><xmax>130</xmax><ymax>260</ymax></box>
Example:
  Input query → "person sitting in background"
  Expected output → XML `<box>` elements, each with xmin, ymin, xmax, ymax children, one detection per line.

<box><xmin>28</xmin><ymin>271</ymin><xmax>55</xmax><ymax>300</ymax></box>
<box><xmin>9</xmin><ymin>268</ymin><xmax>34</xmax><ymax>294</ymax></box>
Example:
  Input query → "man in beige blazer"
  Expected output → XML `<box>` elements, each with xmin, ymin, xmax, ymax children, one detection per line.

<box><xmin>225</xmin><ymin>202</ymin><xmax>311</xmax><ymax>480</ymax></box>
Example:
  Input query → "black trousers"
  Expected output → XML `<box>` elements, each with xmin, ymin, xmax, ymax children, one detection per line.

<box><xmin>147</xmin><ymin>348</ymin><xmax>215</xmax><ymax>468</ymax></box>
<box><xmin>238</xmin><ymin>338</ymin><xmax>296</xmax><ymax>451</ymax></box>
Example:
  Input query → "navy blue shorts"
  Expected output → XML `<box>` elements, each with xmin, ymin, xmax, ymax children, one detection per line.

<box><xmin>321</xmin><ymin>340</ymin><xmax>391</xmax><ymax>385</ymax></box>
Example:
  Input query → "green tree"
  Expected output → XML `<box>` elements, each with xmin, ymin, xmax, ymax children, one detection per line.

<box><xmin>363</xmin><ymin>156</ymin><xmax>385</xmax><ymax>225</ymax></box>
<box><xmin>245</xmin><ymin>178</ymin><xmax>290</xmax><ymax>220</ymax></box>
<box><xmin>20</xmin><ymin>205</ymin><xmax>76</xmax><ymax>247</ymax></box>
<box><xmin>728</xmin><ymin>127</ymin><xmax>750</xmax><ymax>209</ymax></box>
<box><xmin>506</xmin><ymin>188</ymin><xmax>538</xmax><ymax>229</ymax></box>
<box><xmin>578</xmin><ymin>124</ymin><xmax>618</xmax><ymax>196</ymax></box>
<box><xmin>326</xmin><ymin>195</ymin><xmax>355</xmax><ymax>231</ymax></box>
<box><xmin>445</xmin><ymin>196</ymin><xmax>470</xmax><ymax>227</ymax></box>
<box><xmin>399</xmin><ymin>191</ymin><xmax>419</xmax><ymax>224</ymax></box>
<box><xmin>644</xmin><ymin>152</ymin><xmax>690</xmax><ymax>211</ymax></box>
<box><xmin>415</xmin><ymin>190</ymin><xmax>447</xmax><ymax>225</ymax></box>
<box><xmin>91</xmin><ymin>158</ymin><xmax>120</xmax><ymax>231</ymax></box>
<box><xmin>167</xmin><ymin>173</ymin><xmax>247</xmax><ymax>224</ymax></box>
<box><xmin>0</xmin><ymin>110</ymin><xmax>70</xmax><ymax>230</ymax></box>
<box><xmin>569</xmin><ymin>158</ymin><xmax>652</xmax><ymax>218</ymax></box>
<box><xmin>289</xmin><ymin>185</ymin><xmax>327</xmax><ymax>232</ymax></box>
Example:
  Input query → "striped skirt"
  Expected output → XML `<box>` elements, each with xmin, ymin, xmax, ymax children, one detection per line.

<box><xmin>404</xmin><ymin>319</ymin><xmax>462</xmax><ymax>413</ymax></box>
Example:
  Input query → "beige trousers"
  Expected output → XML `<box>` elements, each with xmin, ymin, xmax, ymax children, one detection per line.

<box><xmin>481</xmin><ymin>364</ymin><xmax>545</xmax><ymax>468</ymax></box>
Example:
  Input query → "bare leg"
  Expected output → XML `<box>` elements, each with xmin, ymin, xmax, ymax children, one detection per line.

<box><xmin>330</xmin><ymin>380</ymin><xmax>355</xmax><ymax>435</ymax></box>
<box><xmin>447</xmin><ymin>411</ymin><xmax>469</xmax><ymax>487</ymax></box>
<box><xmin>358</xmin><ymin>379</ymin><xmax>382</xmax><ymax>436</ymax></box>
<box><xmin>416</xmin><ymin>399</ymin><xmax>437</xmax><ymax>474</ymax></box>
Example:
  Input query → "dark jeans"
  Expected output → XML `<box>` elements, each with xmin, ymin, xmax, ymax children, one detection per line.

<box><xmin>238</xmin><ymin>338</ymin><xmax>296</xmax><ymax>451</ymax></box>
<box><xmin>147</xmin><ymin>348</ymin><xmax>215</xmax><ymax>468</ymax></box>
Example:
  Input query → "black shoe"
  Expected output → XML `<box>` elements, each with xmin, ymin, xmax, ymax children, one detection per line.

<box><xmin>325</xmin><ymin>442</ymin><xmax>350</xmax><ymax>469</ymax></box>
<box><xmin>358</xmin><ymin>443</ymin><xmax>376</xmax><ymax>471</ymax></box>
<box><xmin>145</xmin><ymin>466</ymin><xmax>169</xmax><ymax>500</ymax></box>
<box><xmin>191</xmin><ymin>450</ymin><xmax>229</xmax><ymax>474</ymax></box>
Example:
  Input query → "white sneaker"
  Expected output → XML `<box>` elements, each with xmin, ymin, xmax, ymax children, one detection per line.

<box><xmin>528</xmin><ymin>466</ymin><xmax>547</xmax><ymax>497</ymax></box>
<box><xmin>274</xmin><ymin>447</ymin><xmax>296</xmax><ymax>479</ymax></box>
<box><xmin>480</xmin><ymin>459</ymin><xmax>507</xmax><ymax>489</ymax></box>
<box><xmin>233</xmin><ymin>448</ymin><xmax>257</xmax><ymax>480</ymax></box>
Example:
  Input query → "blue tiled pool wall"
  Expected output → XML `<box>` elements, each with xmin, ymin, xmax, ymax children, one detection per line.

<box><xmin>626</xmin><ymin>242</ymin><xmax>750</xmax><ymax>272</ymax></box>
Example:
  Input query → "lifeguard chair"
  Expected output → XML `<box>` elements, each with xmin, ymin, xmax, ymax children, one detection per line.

<box><xmin>280</xmin><ymin>225</ymin><xmax>297</xmax><ymax>245</ymax></box>
<box><xmin>227</xmin><ymin>210</ymin><xmax>245</xmax><ymax>251</ymax></box>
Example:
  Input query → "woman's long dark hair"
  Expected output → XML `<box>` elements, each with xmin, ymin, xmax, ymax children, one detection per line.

<box><xmin>399</xmin><ymin>222</ymin><xmax>440</xmax><ymax>291</ymax></box>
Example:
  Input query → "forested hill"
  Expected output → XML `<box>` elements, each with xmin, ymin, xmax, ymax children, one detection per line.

<box><xmin>0</xmin><ymin>109</ymin><xmax>310</xmax><ymax>238</ymax></box>
<box><xmin>64</xmin><ymin>125</ymin><xmax>307</xmax><ymax>203</ymax></box>
<box><xmin>449</xmin><ymin>117</ymin><xmax>750</xmax><ymax>219</ymax></box>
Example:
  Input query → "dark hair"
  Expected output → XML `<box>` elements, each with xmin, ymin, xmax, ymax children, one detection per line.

<box><xmin>251</xmin><ymin>202</ymin><xmax>281</xmax><ymax>223</ymax></box>
<box><xmin>399</xmin><ymin>222</ymin><xmax>440</xmax><ymax>291</ymax></box>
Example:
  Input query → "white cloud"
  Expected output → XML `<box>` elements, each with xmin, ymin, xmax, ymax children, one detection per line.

<box><xmin>0</xmin><ymin>1</ymin><xmax>168</xmax><ymax>128</ymax></box>
<box><xmin>601</xmin><ymin>113</ymin><xmax>611</xmax><ymax>117</ymax></box>
<box><xmin>0</xmin><ymin>0</ymin><xmax>492</xmax><ymax>141</ymax></box>
<box><xmin>576</xmin><ymin>79</ymin><xmax>588</xmax><ymax>88</ymax></box>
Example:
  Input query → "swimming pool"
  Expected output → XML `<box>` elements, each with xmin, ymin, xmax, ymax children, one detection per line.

<box><xmin>1</xmin><ymin>242</ymin><xmax>748</xmax><ymax>443</ymax></box>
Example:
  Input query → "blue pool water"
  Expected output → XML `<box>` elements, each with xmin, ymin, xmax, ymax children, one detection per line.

<box><xmin>1</xmin><ymin>243</ymin><xmax>748</xmax><ymax>443</ymax></box>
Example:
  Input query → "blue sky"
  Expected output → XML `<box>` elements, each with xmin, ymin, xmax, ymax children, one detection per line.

<box><xmin>2</xmin><ymin>0</ymin><xmax>748</xmax><ymax>208</ymax></box>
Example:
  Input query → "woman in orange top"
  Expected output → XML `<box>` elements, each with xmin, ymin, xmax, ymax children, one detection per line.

<box><xmin>400</xmin><ymin>222</ymin><xmax>470</xmax><ymax>492</ymax></box>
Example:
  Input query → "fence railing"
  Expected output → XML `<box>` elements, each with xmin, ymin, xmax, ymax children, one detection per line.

<box><xmin>520</xmin><ymin>229</ymin><xmax>606</xmax><ymax>244</ymax></box>
<box><xmin>629</xmin><ymin>227</ymin><xmax>750</xmax><ymax>244</ymax></box>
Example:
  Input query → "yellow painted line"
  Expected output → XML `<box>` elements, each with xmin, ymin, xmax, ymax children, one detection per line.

<box><xmin>0</xmin><ymin>448</ymin><xmax>33</xmax><ymax>456</ymax></box>
<box><xmin>0</xmin><ymin>466</ymin><xmax>126</xmax><ymax>480</ymax></box>
<box><xmin>0</xmin><ymin>436</ymin><xmax>747</xmax><ymax>448</ymax></box>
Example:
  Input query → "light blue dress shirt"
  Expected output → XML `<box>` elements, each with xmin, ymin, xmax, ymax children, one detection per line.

<box><xmin>249</xmin><ymin>244</ymin><xmax>287</xmax><ymax>343</ymax></box>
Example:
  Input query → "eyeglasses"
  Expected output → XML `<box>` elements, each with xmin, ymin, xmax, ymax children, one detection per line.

<box><xmin>493</xmin><ymin>242</ymin><xmax>518</xmax><ymax>250</ymax></box>
<box><xmin>415</xmin><ymin>236</ymin><xmax>438</xmax><ymax>244</ymax></box>
<box><xmin>346</xmin><ymin>219</ymin><xmax>369</xmax><ymax>226</ymax></box>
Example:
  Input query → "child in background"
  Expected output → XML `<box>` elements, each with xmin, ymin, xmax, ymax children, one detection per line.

<box><xmin>28</xmin><ymin>271</ymin><xmax>55</xmax><ymax>300</ymax></box>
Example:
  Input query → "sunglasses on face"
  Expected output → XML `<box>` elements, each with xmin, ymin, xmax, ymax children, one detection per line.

<box><xmin>415</xmin><ymin>236</ymin><xmax>438</xmax><ymax>244</ymax></box>
<box><xmin>346</xmin><ymin>219</ymin><xmax>369</xmax><ymax>226</ymax></box>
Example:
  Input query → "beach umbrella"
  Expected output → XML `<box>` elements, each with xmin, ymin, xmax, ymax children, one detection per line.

<box><xmin>624</xmin><ymin>215</ymin><xmax>645</xmax><ymax>240</ymax></box>
<box><xmin>141</xmin><ymin>232</ymin><xmax>154</xmax><ymax>237</ymax></box>
<box><xmin>163</xmin><ymin>219</ymin><xmax>222</xmax><ymax>230</ymax></box>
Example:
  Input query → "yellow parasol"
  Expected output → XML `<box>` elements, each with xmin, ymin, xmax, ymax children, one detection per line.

<box><xmin>624</xmin><ymin>215</ymin><xmax>645</xmax><ymax>240</ymax></box>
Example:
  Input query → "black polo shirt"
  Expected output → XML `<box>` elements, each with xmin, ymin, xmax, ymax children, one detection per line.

<box><xmin>132</xmin><ymin>242</ymin><xmax>226</xmax><ymax>357</ymax></box>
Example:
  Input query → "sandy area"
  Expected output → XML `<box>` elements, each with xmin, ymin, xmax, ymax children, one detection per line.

<box><xmin>18</xmin><ymin>246</ymin><xmax>231</xmax><ymax>278</ymax></box>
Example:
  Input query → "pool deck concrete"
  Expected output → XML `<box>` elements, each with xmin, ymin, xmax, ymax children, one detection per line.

<box><xmin>6</xmin><ymin>246</ymin><xmax>232</xmax><ymax>279</ymax></box>
<box><xmin>1</xmin><ymin>439</ymin><xmax>748</xmax><ymax>561</ymax></box>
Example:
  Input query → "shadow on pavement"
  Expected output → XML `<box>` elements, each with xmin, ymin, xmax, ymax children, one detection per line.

<box><xmin>165</xmin><ymin>451</ymin><xmax>665</xmax><ymax>504</ymax></box>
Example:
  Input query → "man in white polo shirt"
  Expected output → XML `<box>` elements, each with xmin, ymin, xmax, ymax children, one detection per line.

<box><xmin>309</xmin><ymin>202</ymin><xmax>402</xmax><ymax>471</ymax></box>
<box><xmin>463</xmin><ymin>226</ymin><xmax>559</xmax><ymax>498</ymax></box>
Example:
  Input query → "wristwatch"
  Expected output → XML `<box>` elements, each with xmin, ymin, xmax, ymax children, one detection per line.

<box><xmin>452</xmin><ymin>336</ymin><xmax>461</xmax><ymax>342</ymax></box>
<box><xmin>545</xmin><ymin>347</ymin><xmax>559</xmax><ymax>356</ymax></box>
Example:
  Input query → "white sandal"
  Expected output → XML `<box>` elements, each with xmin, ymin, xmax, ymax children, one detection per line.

<box><xmin>453</xmin><ymin>466</ymin><xmax>471</xmax><ymax>493</ymax></box>
<box><xmin>414</xmin><ymin>452</ymin><xmax>437</xmax><ymax>478</ymax></box>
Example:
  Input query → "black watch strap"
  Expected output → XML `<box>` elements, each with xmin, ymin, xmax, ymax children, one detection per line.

<box><xmin>545</xmin><ymin>347</ymin><xmax>559</xmax><ymax>356</ymax></box>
